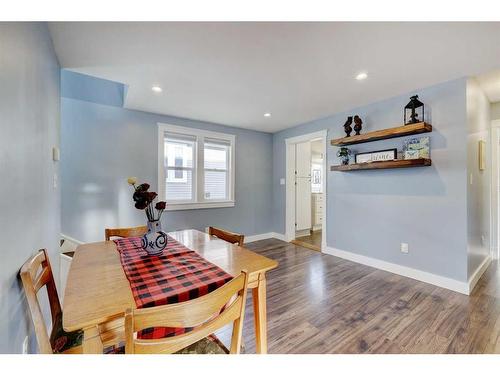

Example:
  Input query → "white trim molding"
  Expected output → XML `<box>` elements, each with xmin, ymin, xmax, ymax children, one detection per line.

<box><xmin>245</xmin><ymin>232</ymin><xmax>286</xmax><ymax>243</ymax></box>
<box><xmin>158</xmin><ymin>123</ymin><xmax>236</xmax><ymax>211</ymax></box>
<box><xmin>284</xmin><ymin>129</ymin><xmax>328</xmax><ymax>248</ymax></box>
<box><xmin>60</xmin><ymin>233</ymin><xmax>84</xmax><ymax>246</ymax></box>
<box><xmin>491</xmin><ymin>246</ymin><xmax>498</xmax><ymax>261</ymax></box>
<box><xmin>324</xmin><ymin>246</ymin><xmax>471</xmax><ymax>295</ymax></box>
<box><xmin>165</xmin><ymin>201</ymin><xmax>235</xmax><ymax>211</ymax></box>
<box><xmin>490</xmin><ymin>120</ymin><xmax>500</xmax><ymax>260</ymax></box>
<box><xmin>468</xmin><ymin>255</ymin><xmax>491</xmax><ymax>294</ymax></box>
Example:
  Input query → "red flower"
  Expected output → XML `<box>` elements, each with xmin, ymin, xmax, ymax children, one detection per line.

<box><xmin>135</xmin><ymin>201</ymin><xmax>148</xmax><ymax>210</ymax></box>
<box><xmin>136</xmin><ymin>183</ymin><xmax>150</xmax><ymax>192</ymax></box>
<box><xmin>155</xmin><ymin>201</ymin><xmax>166</xmax><ymax>210</ymax></box>
<box><xmin>147</xmin><ymin>192</ymin><xmax>158</xmax><ymax>202</ymax></box>
<box><xmin>133</xmin><ymin>191</ymin><xmax>148</xmax><ymax>203</ymax></box>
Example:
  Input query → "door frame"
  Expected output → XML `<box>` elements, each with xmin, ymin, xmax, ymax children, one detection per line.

<box><xmin>491</xmin><ymin>120</ymin><xmax>500</xmax><ymax>259</ymax></box>
<box><xmin>285</xmin><ymin>129</ymin><xmax>328</xmax><ymax>250</ymax></box>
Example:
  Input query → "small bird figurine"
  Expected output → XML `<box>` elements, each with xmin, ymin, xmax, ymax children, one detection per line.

<box><xmin>344</xmin><ymin>116</ymin><xmax>353</xmax><ymax>137</ymax></box>
<box><xmin>354</xmin><ymin>115</ymin><xmax>363</xmax><ymax>135</ymax></box>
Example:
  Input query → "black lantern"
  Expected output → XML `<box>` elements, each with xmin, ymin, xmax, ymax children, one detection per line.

<box><xmin>404</xmin><ymin>95</ymin><xmax>424</xmax><ymax>125</ymax></box>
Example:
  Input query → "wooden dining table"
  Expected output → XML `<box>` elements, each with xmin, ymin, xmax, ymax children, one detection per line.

<box><xmin>63</xmin><ymin>229</ymin><xmax>278</xmax><ymax>354</ymax></box>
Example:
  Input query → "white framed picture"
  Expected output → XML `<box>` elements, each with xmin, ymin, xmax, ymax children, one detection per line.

<box><xmin>403</xmin><ymin>136</ymin><xmax>430</xmax><ymax>159</ymax></box>
<box><xmin>355</xmin><ymin>149</ymin><xmax>397</xmax><ymax>164</ymax></box>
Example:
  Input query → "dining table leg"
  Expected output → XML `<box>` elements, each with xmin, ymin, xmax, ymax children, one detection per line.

<box><xmin>82</xmin><ymin>325</ymin><xmax>104</xmax><ymax>354</ymax></box>
<box><xmin>252</xmin><ymin>273</ymin><xmax>268</xmax><ymax>354</ymax></box>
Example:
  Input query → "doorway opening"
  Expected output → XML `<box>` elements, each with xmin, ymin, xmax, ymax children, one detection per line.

<box><xmin>285</xmin><ymin>130</ymin><xmax>327</xmax><ymax>252</ymax></box>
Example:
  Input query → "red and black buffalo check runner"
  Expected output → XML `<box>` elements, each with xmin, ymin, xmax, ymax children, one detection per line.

<box><xmin>114</xmin><ymin>236</ymin><xmax>233</xmax><ymax>339</ymax></box>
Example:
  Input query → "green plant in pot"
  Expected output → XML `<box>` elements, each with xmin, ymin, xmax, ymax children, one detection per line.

<box><xmin>337</xmin><ymin>147</ymin><xmax>352</xmax><ymax>165</ymax></box>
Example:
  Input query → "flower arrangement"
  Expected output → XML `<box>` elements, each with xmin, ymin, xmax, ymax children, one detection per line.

<box><xmin>127</xmin><ymin>177</ymin><xmax>167</xmax><ymax>222</ymax></box>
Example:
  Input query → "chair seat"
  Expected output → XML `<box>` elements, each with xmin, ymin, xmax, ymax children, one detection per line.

<box><xmin>111</xmin><ymin>334</ymin><xmax>229</xmax><ymax>354</ymax></box>
<box><xmin>175</xmin><ymin>335</ymin><xmax>229</xmax><ymax>354</ymax></box>
<box><xmin>50</xmin><ymin>314</ymin><xmax>83</xmax><ymax>354</ymax></box>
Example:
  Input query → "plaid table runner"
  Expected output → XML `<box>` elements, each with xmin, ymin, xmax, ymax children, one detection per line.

<box><xmin>114</xmin><ymin>236</ymin><xmax>233</xmax><ymax>339</ymax></box>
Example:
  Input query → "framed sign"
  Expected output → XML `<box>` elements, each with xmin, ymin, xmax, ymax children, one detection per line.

<box><xmin>403</xmin><ymin>136</ymin><xmax>430</xmax><ymax>159</ymax></box>
<box><xmin>355</xmin><ymin>148</ymin><xmax>397</xmax><ymax>164</ymax></box>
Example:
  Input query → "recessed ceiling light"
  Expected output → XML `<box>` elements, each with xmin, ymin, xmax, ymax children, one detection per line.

<box><xmin>151</xmin><ymin>85</ymin><xmax>163</xmax><ymax>93</ymax></box>
<box><xmin>355</xmin><ymin>72</ymin><xmax>368</xmax><ymax>81</ymax></box>
<box><xmin>264</xmin><ymin>113</ymin><xmax>271</xmax><ymax>117</ymax></box>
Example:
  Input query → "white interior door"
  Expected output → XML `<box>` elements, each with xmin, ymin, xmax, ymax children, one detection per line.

<box><xmin>295</xmin><ymin>141</ymin><xmax>312</xmax><ymax>231</ymax></box>
<box><xmin>296</xmin><ymin>141</ymin><xmax>311</xmax><ymax>178</ymax></box>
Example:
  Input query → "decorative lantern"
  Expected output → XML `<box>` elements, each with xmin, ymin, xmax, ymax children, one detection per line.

<box><xmin>404</xmin><ymin>95</ymin><xmax>424</xmax><ymax>125</ymax></box>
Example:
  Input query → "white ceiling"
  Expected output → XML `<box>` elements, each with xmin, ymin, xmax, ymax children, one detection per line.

<box><xmin>49</xmin><ymin>22</ymin><xmax>500</xmax><ymax>133</ymax></box>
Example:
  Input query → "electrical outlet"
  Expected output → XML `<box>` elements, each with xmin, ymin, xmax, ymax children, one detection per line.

<box><xmin>53</xmin><ymin>173</ymin><xmax>58</xmax><ymax>189</ymax></box>
<box><xmin>22</xmin><ymin>336</ymin><xmax>28</xmax><ymax>354</ymax></box>
<box><xmin>400</xmin><ymin>243</ymin><xmax>409</xmax><ymax>254</ymax></box>
<box><xmin>481</xmin><ymin>235</ymin><xmax>486</xmax><ymax>246</ymax></box>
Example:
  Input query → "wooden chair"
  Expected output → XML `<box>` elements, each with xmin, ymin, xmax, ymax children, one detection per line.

<box><xmin>105</xmin><ymin>225</ymin><xmax>148</xmax><ymax>241</ymax></box>
<box><xmin>20</xmin><ymin>249</ymin><xmax>83</xmax><ymax>354</ymax></box>
<box><xmin>208</xmin><ymin>226</ymin><xmax>245</xmax><ymax>247</ymax></box>
<box><xmin>124</xmin><ymin>270</ymin><xmax>249</xmax><ymax>354</ymax></box>
<box><xmin>20</xmin><ymin>249</ymin><xmax>124</xmax><ymax>354</ymax></box>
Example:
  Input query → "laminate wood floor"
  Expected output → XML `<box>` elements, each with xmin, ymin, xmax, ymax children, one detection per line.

<box><xmin>216</xmin><ymin>238</ymin><xmax>500</xmax><ymax>354</ymax></box>
<box><xmin>292</xmin><ymin>231</ymin><xmax>322</xmax><ymax>251</ymax></box>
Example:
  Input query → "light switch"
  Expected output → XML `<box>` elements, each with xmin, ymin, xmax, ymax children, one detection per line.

<box><xmin>280</xmin><ymin>178</ymin><xmax>285</xmax><ymax>185</ymax></box>
<box><xmin>52</xmin><ymin>147</ymin><xmax>60</xmax><ymax>161</ymax></box>
<box><xmin>401</xmin><ymin>243</ymin><xmax>409</xmax><ymax>254</ymax></box>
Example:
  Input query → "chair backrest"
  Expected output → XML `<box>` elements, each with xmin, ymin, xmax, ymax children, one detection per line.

<box><xmin>125</xmin><ymin>270</ymin><xmax>249</xmax><ymax>354</ymax></box>
<box><xmin>208</xmin><ymin>227</ymin><xmax>245</xmax><ymax>247</ymax></box>
<box><xmin>105</xmin><ymin>225</ymin><xmax>148</xmax><ymax>241</ymax></box>
<box><xmin>19</xmin><ymin>249</ymin><xmax>61</xmax><ymax>354</ymax></box>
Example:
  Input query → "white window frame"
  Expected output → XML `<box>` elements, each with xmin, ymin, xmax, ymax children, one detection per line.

<box><xmin>158</xmin><ymin>123</ymin><xmax>235</xmax><ymax>211</ymax></box>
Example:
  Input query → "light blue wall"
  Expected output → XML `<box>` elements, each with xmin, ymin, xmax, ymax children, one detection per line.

<box><xmin>273</xmin><ymin>78</ymin><xmax>469</xmax><ymax>282</ymax></box>
<box><xmin>62</xmin><ymin>73</ymin><xmax>470</xmax><ymax>282</ymax></box>
<box><xmin>61</xmin><ymin>70</ymin><xmax>124</xmax><ymax>107</ymax></box>
<box><xmin>0</xmin><ymin>23</ymin><xmax>61</xmax><ymax>353</ymax></box>
<box><xmin>61</xmin><ymin>71</ymin><xmax>273</xmax><ymax>243</ymax></box>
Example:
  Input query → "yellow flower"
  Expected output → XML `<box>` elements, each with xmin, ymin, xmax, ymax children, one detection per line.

<box><xmin>127</xmin><ymin>177</ymin><xmax>138</xmax><ymax>185</ymax></box>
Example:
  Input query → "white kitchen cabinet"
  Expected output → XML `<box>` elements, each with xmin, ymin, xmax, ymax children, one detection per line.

<box><xmin>312</xmin><ymin>193</ymin><xmax>323</xmax><ymax>230</ymax></box>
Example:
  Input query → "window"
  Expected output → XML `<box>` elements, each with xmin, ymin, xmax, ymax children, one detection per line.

<box><xmin>158</xmin><ymin>124</ymin><xmax>235</xmax><ymax>210</ymax></box>
<box><xmin>164</xmin><ymin>135</ymin><xmax>194</xmax><ymax>200</ymax></box>
<box><xmin>204</xmin><ymin>139</ymin><xmax>230</xmax><ymax>200</ymax></box>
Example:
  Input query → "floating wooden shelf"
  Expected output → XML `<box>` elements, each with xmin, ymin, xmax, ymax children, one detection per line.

<box><xmin>331</xmin><ymin>122</ymin><xmax>432</xmax><ymax>146</ymax></box>
<box><xmin>330</xmin><ymin>158</ymin><xmax>431</xmax><ymax>171</ymax></box>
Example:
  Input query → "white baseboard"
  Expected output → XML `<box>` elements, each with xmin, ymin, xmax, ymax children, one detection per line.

<box><xmin>295</xmin><ymin>229</ymin><xmax>310</xmax><ymax>238</ymax></box>
<box><xmin>324</xmin><ymin>246</ymin><xmax>470</xmax><ymax>295</ymax></box>
<box><xmin>245</xmin><ymin>232</ymin><xmax>286</xmax><ymax>243</ymax></box>
<box><xmin>271</xmin><ymin>232</ymin><xmax>286</xmax><ymax>241</ymax></box>
<box><xmin>468</xmin><ymin>255</ymin><xmax>491</xmax><ymax>294</ymax></box>
<box><xmin>62</xmin><ymin>231</ymin><xmax>288</xmax><ymax>246</ymax></box>
<box><xmin>60</xmin><ymin>233</ymin><xmax>84</xmax><ymax>246</ymax></box>
<box><xmin>490</xmin><ymin>246</ymin><xmax>498</xmax><ymax>260</ymax></box>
